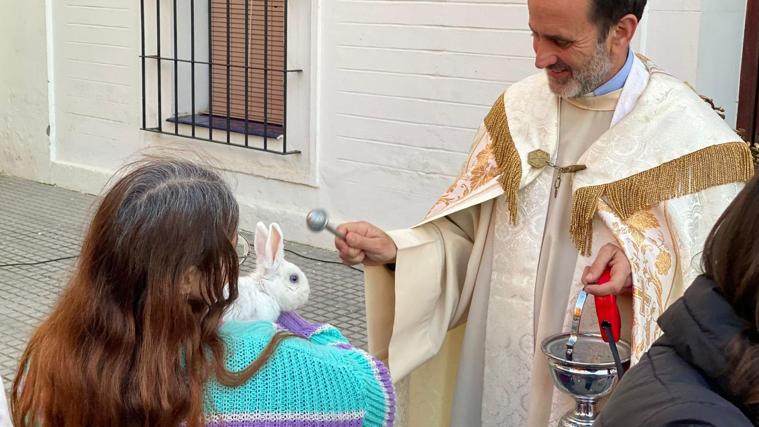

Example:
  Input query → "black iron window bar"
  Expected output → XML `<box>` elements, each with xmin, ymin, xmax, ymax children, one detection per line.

<box><xmin>139</xmin><ymin>0</ymin><xmax>301</xmax><ymax>154</ymax></box>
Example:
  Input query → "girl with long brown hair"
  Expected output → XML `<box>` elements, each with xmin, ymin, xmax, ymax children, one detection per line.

<box><xmin>597</xmin><ymin>173</ymin><xmax>759</xmax><ymax>426</ymax></box>
<box><xmin>11</xmin><ymin>158</ymin><xmax>394</xmax><ymax>427</ymax></box>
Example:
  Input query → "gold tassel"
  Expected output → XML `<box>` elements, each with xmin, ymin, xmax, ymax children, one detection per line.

<box><xmin>484</xmin><ymin>94</ymin><xmax>522</xmax><ymax>224</ymax></box>
<box><xmin>571</xmin><ymin>142</ymin><xmax>755</xmax><ymax>255</ymax></box>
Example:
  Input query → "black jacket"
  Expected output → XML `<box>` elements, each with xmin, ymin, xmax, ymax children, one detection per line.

<box><xmin>595</xmin><ymin>276</ymin><xmax>754</xmax><ymax>427</ymax></box>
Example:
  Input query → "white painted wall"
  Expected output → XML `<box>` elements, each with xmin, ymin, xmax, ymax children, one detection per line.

<box><xmin>0</xmin><ymin>0</ymin><xmax>51</xmax><ymax>181</ymax></box>
<box><xmin>696</xmin><ymin>0</ymin><xmax>747</xmax><ymax>126</ymax></box>
<box><xmin>174</xmin><ymin>0</ymin><xmax>211</xmax><ymax>116</ymax></box>
<box><xmin>0</xmin><ymin>0</ymin><xmax>749</xmax><ymax>248</ymax></box>
<box><xmin>638</xmin><ymin>0</ymin><xmax>747</xmax><ymax>125</ymax></box>
<box><xmin>318</xmin><ymin>0</ymin><xmax>533</xmax><ymax>235</ymax></box>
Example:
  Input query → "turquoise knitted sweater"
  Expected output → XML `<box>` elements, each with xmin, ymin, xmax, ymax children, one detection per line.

<box><xmin>204</xmin><ymin>314</ymin><xmax>395</xmax><ymax>427</ymax></box>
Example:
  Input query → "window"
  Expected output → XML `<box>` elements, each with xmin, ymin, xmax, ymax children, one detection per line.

<box><xmin>140</xmin><ymin>0</ymin><xmax>300</xmax><ymax>154</ymax></box>
<box><xmin>738</xmin><ymin>0</ymin><xmax>759</xmax><ymax>145</ymax></box>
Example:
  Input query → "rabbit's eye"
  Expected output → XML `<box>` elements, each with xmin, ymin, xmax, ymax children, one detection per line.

<box><xmin>289</xmin><ymin>273</ymin><xmax>299</xmax><ymax>284</ymax></box>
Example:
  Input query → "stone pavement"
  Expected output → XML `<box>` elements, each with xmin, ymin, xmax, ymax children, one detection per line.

<box><xmin>0</xmin><ymin>175</ymin><xmax>366</xmax><ymax>392</ymax></box>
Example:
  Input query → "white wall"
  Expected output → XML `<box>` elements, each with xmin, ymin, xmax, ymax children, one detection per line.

<box><xmin>639</xmin><ymin>0</ymin><xmax>747</xmax><ymax>126</ymax></box>
<box><xmin>0</xmin><ymin>0</ymin><xmax>750</xmax><ymax>249</ymax></box>
<box><xmin>174</xmin><ymin>0</ymin><xmax>211</xmax><ymax>116</ymax></box>
<box><xmin>318</xmin><ymin>0</ymin><xmax>534</xmax><ymax>233</ymax></box>
<box><xmin>50</xmin><ymin>1</ymin><xmax>147</xmax><ymax>178</ymax></box>
<box><xmin>696</xmin><ymin>0</ymin><xmax>747</xmax><ymax>126</ymax></box>
<box><xmin>0</xmin><ymin>0</ymin><xmax>51</xmax><ymax>181</ymax></box>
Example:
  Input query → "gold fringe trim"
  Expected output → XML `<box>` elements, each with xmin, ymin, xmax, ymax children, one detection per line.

<box><xmin>484</xmin><ymin>94</ymin><xmax>522</xmax><ymax>224</ymax></box>
<box><xmin>571</xmin><ymin>142</ymin><xmax>755</xmax><ymax>255</ymax></box>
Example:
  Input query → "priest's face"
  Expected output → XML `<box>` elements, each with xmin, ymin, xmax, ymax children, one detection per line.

<box><xmin>528</xmin><ymin>0</ymin><xmax>614</xmax><ymax>98</ymax></box>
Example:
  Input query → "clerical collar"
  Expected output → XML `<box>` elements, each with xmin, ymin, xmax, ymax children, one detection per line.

<box><xmin>565</xmin><ymin>88</ymin><xmax>621</xmax><ymax>111</ymax></box>
<box><xmin>592</xmin><ymin>48</ymin><xmax>634</xmax><ymax>97</ymax></box>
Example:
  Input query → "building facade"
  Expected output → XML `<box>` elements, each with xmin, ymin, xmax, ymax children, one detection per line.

<box><xmin>0</xmin><ymin>0</ymin><xmax>749</xmax><ymax>247</ymax></box>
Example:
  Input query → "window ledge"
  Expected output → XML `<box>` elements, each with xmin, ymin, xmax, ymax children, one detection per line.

<box><xmin>167</xmin><ymin>114</ymin><xmax>283</xmax><ymax>139</ymax></box>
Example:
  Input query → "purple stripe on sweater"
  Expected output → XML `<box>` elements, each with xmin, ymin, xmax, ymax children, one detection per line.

<box><xmin>276</xmin><ymin>311</ymin><xmax>323</xmax><ymax>338</ymax></box>
<box><xmin>205</xmin><ymin>420</ymin><xmax>363</xmax><ymax>427</ymax></box>
<box><xmin>367</xmin><ymin>353</ymin><xmax>396</xmax><ymax>426</ymax></box>
<box><xmin>379</xmin><ymin>365</ymin><xmax>396</xmax><ymax>425</ymax></box>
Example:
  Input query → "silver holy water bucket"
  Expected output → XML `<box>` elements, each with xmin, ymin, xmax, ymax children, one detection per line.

<box><xmin>540</xmin><ymin>290</ymin><xmax>631</xmax><ymax>426</ymax></box>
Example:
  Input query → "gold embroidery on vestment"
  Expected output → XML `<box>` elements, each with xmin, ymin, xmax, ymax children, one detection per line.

<box><xmin>430</xmin><ymin>144</ymin><xmax>499</xmax><ymax>215</ymax></box>
<box><xmin>601</xmin><ymin>201</ymin><xmax>673</xmax><ymax>362</ymax></box>
<box><xmin>626</xmin><ymin>210</ymin><xmax>660</xmax><ymax>230</ymax></box>
<box><xmin>655</xmin><ymin>252</ymin><xmax>673</xmax><ymax>276</ymax></box>
<box><xmin>425</xmin><ymin>95</ymin><xmax>520</xmax><ymax>221</ymax></box>
<box><xmin>570</xmin><ymin>142</ymin><xmax>754</xmax><ymax>255</ymax></box>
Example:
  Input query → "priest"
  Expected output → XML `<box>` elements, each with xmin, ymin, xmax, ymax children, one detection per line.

<box><xmin>334</xmin><ymin>0</ymin><xmax>755</xmax><ymax>425</ymax></box>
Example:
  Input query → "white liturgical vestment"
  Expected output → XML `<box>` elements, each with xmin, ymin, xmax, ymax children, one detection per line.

<box><xmin>364</xmin><ymin>56</ymin><xmax>754</xmax><ymax>426</ymax></box>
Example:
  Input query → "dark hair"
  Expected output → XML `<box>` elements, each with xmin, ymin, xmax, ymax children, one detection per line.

<box><xmin>12</xmin><ymin>158</ymin><xmax>290</xmax><ymax>427</ymax></box>
<box><xmin>589</xmin><ymin>0</ymin><xmax>647</xmax><ymax>40</ymax></box>
<box><xmin>702</xmin><ymin>173</ymin><xmax>759</xmax><ymax>423</ymax></box>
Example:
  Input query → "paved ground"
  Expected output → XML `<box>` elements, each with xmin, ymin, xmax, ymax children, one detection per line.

<box><xmin>0</xmin><ymin>175</ymin><xmax>366</xmax><ymax>392</ymax></box>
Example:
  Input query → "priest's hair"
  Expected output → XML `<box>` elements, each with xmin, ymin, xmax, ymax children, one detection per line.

<box><xmin>589</xmin><ymin>0</ymin><xmax>647</xmax><ymax>41</ymax></box>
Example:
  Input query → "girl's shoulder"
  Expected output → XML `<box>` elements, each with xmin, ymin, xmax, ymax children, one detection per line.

<box><xmin>218</xmin><ymin>319</ymin><xmax>278</xmax><ymax>339</ymax></box>
<box><xmin>218</xmin><ymin>320</ymin><xmax>355</xmax><ymax>369</ymax></box>
<box><xmin>207</xmin><ymin>320</ymin><xmax>396</xmax><ymax>426</ymax></box>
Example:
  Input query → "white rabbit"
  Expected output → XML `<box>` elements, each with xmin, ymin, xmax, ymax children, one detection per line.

<box><xmin>223</xmin><ymin>222</ymin><xmax>310</xmax><ymax>322</ymax></box>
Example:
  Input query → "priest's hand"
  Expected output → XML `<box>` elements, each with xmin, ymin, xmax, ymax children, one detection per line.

<box><xmin>582</xmin><ymin>243</ymin><xmax>633</xmax><ymax>296</ymax></box>
<box><xmin>334</xmin><ymin>221</ymin><xmax>398</xmax><ymax>266</ymax></box>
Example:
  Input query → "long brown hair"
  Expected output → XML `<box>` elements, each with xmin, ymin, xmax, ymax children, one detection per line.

<box><xmin>702</xmin><ymin>173</ymin><xmax>759</xmax><ymax>423</ymax></box>
<box><xmin>12</xmin><ymin>158</ymin><xmax>288</xmax><ymax>426</ymax></box>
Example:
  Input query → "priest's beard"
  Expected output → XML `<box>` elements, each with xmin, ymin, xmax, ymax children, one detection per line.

<box><xmin>546</xmin><ymin>41</ymin><xmax>613</xmax><ymax>98</ymax></box>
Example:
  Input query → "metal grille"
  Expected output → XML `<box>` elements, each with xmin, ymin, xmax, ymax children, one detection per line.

<box><xmin>140</xmin><ymin>0</ymin><xmax>300</xmax><ymax>154</ymax></box>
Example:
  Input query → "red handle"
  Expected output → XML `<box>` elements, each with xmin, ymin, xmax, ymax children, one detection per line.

<box><xmin>595</xmin><ymin>269</ymin><xmax>621</xmax><ymax>342</ymax></box>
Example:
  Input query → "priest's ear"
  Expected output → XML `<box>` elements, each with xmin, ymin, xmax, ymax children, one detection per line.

<box><xmin>608</xmin><ymin>14</ymin><xmax>639</xmax><ymax>53</ymax></box>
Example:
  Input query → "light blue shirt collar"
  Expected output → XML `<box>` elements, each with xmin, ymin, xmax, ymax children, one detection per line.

<box><xmin>592</xmin><ymin>49</ymin><xmax>634</xmax><ymax>96</ymax></box>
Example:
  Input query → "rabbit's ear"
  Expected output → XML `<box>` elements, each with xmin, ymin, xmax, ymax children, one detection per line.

<box><xmin>266</xmin><ymin>223</ymin><xmax>285</xmax><ymax>269</ymax></box>
<box><xmin>254</xmin><ymin>222</ymin><xmax>268</xmax><ymax>263</ymax></box>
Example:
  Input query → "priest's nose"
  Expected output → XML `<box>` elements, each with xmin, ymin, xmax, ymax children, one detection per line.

<box><xmin>534</xmin><ymin>41</ymin><xmax>558</xmax><ymax>69</ymax></box>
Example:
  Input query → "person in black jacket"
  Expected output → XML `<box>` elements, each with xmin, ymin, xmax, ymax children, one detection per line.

<box><xmin>596</xmin><ymin>173</ymin><xmax>759</xmax><ymax>427</ymax></box>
